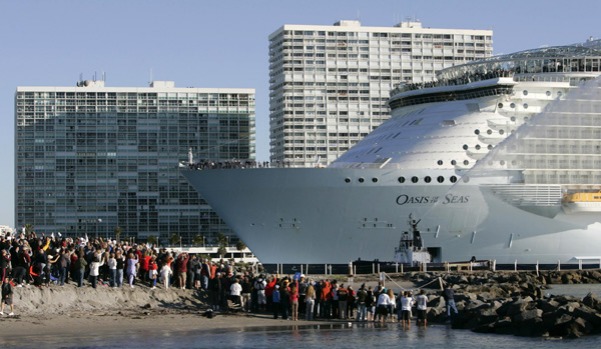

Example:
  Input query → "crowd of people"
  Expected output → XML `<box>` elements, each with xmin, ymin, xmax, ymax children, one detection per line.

<box><xmin>0</xmin><ymin>230</ymin><xmax>448</xmax><ymax>325</ymax></box>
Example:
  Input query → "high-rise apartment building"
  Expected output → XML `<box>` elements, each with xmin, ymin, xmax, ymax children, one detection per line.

<box><xmin>15</xmin><ymin>80</ymin><xmax>255</xmax><ymax>244</ymax></box>
<box><xmin>269</xmin><ymin>20</ymin><xmax>493</xmax><ymax>167</ymax></box>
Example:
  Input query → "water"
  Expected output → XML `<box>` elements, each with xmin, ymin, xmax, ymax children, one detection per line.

<box><xmin>3</xmin><ymin>322</ymin><xmax>598</xmax><ymax>349</ymax></box>
<box><xmin>3</xmin><ymin>284</ymin><xmax>601</xmax><ymax>348</ymax></box>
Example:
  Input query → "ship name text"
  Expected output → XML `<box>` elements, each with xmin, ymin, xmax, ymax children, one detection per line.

<box><xmin>396</xmin><ymin>193</ymin><xmax>469</xmax><ymax>206</ymax></box>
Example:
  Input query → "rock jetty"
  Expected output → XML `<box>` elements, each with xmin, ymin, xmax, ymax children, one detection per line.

<box><xmin>410</xmin><ymin>270</ymin><xmax>601</xmax><ymax>338</ymax></box>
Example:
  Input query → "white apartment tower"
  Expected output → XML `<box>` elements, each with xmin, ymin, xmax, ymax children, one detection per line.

<box><xmin>269</xmin><ymin>20</ymin><xmax>493</xmax><ymax>167</ymax></box>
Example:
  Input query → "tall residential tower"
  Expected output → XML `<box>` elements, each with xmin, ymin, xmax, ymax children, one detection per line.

<box><xmin>269</xmin><ymin>20</ymin><xmax>493</xmax><ymax>167</ymax></box>
<box><xmin>15</xmin><ymin>80</ymin><xmax>255</xmax><ymax>244</ymax></box>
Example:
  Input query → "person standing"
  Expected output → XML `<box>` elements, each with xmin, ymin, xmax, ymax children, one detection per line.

<box><xmin>443</xmin><ymin>283</ymin><xmax>458</xmax><ymax>318</ymax></box>
<box><xmin>88</xmin><ymin>255</ymin><xmax>104</xmax><ymax>289</ymax></box>
<box><xmin>304</xmin><ymin>283</ymin><xmax>316</xmax><ymax>320</ymax></box>
<box><xmin>1</xmin><ymin>276</ymin><xmax>14</xmax><ymax>316</ymax></box>
<box><xmin>107</xmin><ymin>252</ymin><xmax>117</xmax><ymax>288</ymax></box>
<box><xmin>415</xmin><ymin>289</ymin><xmax>428</xmax><ymax>326</ymax></box>
<box><xmin>74</xmin><ymin>250</ymin><xmax>87</xmax><ymax>287</ymax></box>
<box><xmin>230</xmin><ymin>278</ymin><xmax>242</xmax><ymax>310</ymax></box>
<box><xmin>126</xmin><ymin>252</ymin><xmax>138</xmax><ymax>288</ymax></box>
<box><xmin>272</xmin><ymin>284</ymin><xmax>281</xmax><ymax>319</ymax></box>
<box><xmin>254</xmin><ymin>276</ymin><xmax>267</xmax><ymax>311</ymax></box>
<box><xmin>356</xmin><ymin>285</ymin><xmax>367</xmax><ymax>322</ymax></box>
<box><xmin>400</xmin><ymin>291</ymin><xmax>414</xmax><ymax>329</ymax></box>
<box><xmin>289</xmin><ymin>283</ymin><xmax>299</xmax><ymax>321</ymax></box>
<box><xmin>376</xmin><ymin>288</ymin><xmax>392</xmax><ymax>323</ymax></box>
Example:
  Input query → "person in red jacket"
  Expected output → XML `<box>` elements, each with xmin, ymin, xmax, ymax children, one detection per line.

<box><xmin>176</xmin><ymin>252</ymin><xmax>190</xmax><ymax>290</ymax></box>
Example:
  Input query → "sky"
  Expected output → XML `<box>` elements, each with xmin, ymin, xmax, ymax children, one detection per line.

<box><xmin>0</xmin><ymin>0</ymin><xmax>599</xmax><ymax>228</ymax></box>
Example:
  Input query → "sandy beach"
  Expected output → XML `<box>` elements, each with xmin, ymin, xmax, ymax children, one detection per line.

<box><xmin>0</xmin><ymin>275</ymin><xmax>411</xmax><ymax>338</ymax></box>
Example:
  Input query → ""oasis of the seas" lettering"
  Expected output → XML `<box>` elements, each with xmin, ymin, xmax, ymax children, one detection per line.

<box><xmin>395</xmin><ymin>193</ymin><xmax>469</xmax><ymax>206</ymax></box>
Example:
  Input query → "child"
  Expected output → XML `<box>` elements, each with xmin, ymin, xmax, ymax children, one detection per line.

<box><xmin>1</xmin><ymin>276</ymin><xmax>15</xmax><ymax>316</ymax></box>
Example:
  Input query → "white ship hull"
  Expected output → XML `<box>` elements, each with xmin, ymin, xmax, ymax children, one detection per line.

<box><xmin>182</xmin><ymin>39</ymin><xmax>601</xmax><ymax>265</ymax></box>
<box><xmin>181</xmin><ymin>167</ymin><xmax>601</xmax><ymax>264</ymax></box>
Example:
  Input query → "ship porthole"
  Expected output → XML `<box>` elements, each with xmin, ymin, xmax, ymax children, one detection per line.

<box><xmin>437</xmin><ymin>176</ymin><xmax>444</xmax><ymax>183</ymax></box>
<box><xmin>344</xmin><ymin>178</ymin><xmax>351</xmax><ymax>183</ymax></box>
<box><xmin>398</xmin><ymin>177</ymin><xmax>406</xmax><ymax>183</ymax></box>
<box><xmin>372</xmin><ymin>178</ymin><xmax>378</xmax><ymax>183</ymax></box>
<box><xmin>523</xmin><ymin>90</ymin><xmax>528</xmax><ymax>96</ymax></box>
<box><xmin>424</xmin><ymin>176</ymin><xmax>431</xmax><ymax>183</ymax></box>
<box><xmin>358</xmin><ymin>177</ymin><xmax>365</xmax><ymax>183</ymax></box>
<box><xmin>450</xmin><ymin>176</ymin><xmax>457</xmax><ymax>183</ymax></box>
<box><xmin>523</xmin><ymin>103</ymin><xmax>528</xmax><ymax>109</ymax></box>
<box><xmin>510</xmin><ymin>103</ymin><xmax>516</xmax><ymax>108</ymax></box>
<box><xmin>474</xmin><ymin>129</ymin><xmax>480</xmax><ymax>135</ymax></box>
<box><xmin>411</xmin><ymin>176</ymin><xmax>418</xmax><ymax>183</ymax></box>
<box><xmin>451</xmin><ymin>160</ymin><xmax>457</xmax><ymax>165</ymax></box>
<box><xmin>462</xmin><ymin>144</ymin><xmax>468</xmax><ymax>150</ymax></box>
<box><xmin>558</xmin><ymin>91</ymin><xmax>563</xmax><ymax>97</ymax></box>
<box><xmin>498</xmin><ymin>103</ymin><xmax>503</xmax><ymax>108</ymax></box>
<box><xmin>437</xmin><ymin>160</ymin><xmax>443</xmax><ymax>165</ymax></box>
<box><xmin>463</xmin><ymin>160</ymin><xmax>469</xmax><ymax>165</ymax></box>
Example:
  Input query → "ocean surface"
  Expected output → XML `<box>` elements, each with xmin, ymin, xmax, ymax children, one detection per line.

<box><xmin>3</xmin><ymin>284</ymin><xmax>601</xmax><ymax>349</ymax></box>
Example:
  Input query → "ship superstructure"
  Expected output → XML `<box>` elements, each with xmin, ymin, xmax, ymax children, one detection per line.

<box><xmin>182</xmin><ymin>38</ymin><xmax>601</xmax><ymax>265</ymax></box>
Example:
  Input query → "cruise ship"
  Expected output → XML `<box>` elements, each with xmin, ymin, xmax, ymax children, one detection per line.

<box><xmin>181</xmin><ymin>38</ymin><xmax>601</xmax><ymax>265</ymax></box>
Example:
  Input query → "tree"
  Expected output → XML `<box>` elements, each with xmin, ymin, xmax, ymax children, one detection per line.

<box><xmin>235</xmin><ymin>240</ymin><xmax>247</xmax><ymax>251</ymax></box>
<box><xmin>170</xmin><ymin>233</ymin><xmax>181</xmax><ymax>246</ymax></box>
<box><xmin>147</xmin><ymin>235</ymin><xmax>158</xmax><ymax>246</ymax></box>
<box><xmin>24</xmin><ymin>224</ymin><xmax>34</xmax><ymax>235</ymax></box>
<box><xmin>114</xmin><ymin>226</ymin><xmax>122</xmax><ymax>242</ymax></box>
<box><xmin>193</xmin><ymin>234</ymin><xmax>205</xmax><ymax>246</ymax></box>
<box><xmin>216</xmin><ymin>233</ymin><xmax>228</xmax><ymax>258</ymax></box>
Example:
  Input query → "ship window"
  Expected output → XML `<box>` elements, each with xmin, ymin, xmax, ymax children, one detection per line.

<box><xmin>450</xmin><ymin>176</ymin><xmax>458</xmax><ymax>183</ymax></box>
<box><xmin>500</xmin><ymin>160</ymin><xmax>505</xmax><ymax>165</ymax></box>
<box><xmin>463</xmin><ymin>160</ymin><xmax>469</xmax><ymax>165</ymax></box>
<box><xmin>523</xmin><ymin>90</ymin><xmax>528</xmax><ymax>96</ymax></box>
<box><xmin>498</xmin><ymin>103</ymin><xmax>503</xmax><ymax>108</ymax></box>
<box><xmin>499</xmin><ymin>129</ymin><xmax>505</xmax><ymax>135</ymax></box>
<box><xmin>487</xmin><ymin>145</ymin><xmax>493</xmax><ymax>150</ymax></box>
<box><xmin>424</xmin><ymin>176</ymin><xmax>431</xmax><ymax>183</ymax></box>
<box><xmin>345</xmin><ymin>178</ymin><xmax>351</xmax><ymax>183</ymax></box>
<box><xmin>411</xmin><ymin>176</ymin><xmax>418</xmax><ymax>183</ymax></box>
<box><xmin>437</xmin><ymin>160</ymin><xmax>443</xmax><ymax>165</ymax></box>
<box><xmin>451</xmin><ymin>160</ymin><xmax>457</xmax><ymax>165</ymax></box>
<box><xmin>358</xmin><ymin>177</ymin><xmax>365</xmax><ymax>183</ymax></box>
<box><xmin>486</xmin><ymin>129</ymin><xmax>492</xmax><ymax>135</ymax></box>
<box><xmin>510</xmin><ymin>116</ymin><xmax>516</xmax><ymax>121</ymax></box>
<box><xmin>510</xmin><ymin>103</ymin><xmax>516</xmax><ymax>108</ymax></box>
<box><xmin>558</xmin><ymin>91</ymin><xmax>563</xmax><ymax>97</ymax></box>
<box><xmin>474</xmin><ymin>129</ymin><xmax>480</xmax><ymax>135</ymax></box>
<box><xmin>523</xmin><ymin>103</ymin><xmax>528</xmax><ymax>109</ymax></box>
<box><xmin>475</xmin><ymin>144</ymin><xmax>481</xmax><ymax>150</ymax></box>
<box><xmin>462</xmin><ymin>144</ymin><xmax>468</xmax><ymax>150</ymax></box>
<box><xmin>437</xmin><ymin>176</ymin><xmax>444</xmax><ymax>183</ymax></box>
<box><xmin>398</xmin><ymin>177</ymin><xmax>406</xmax><ymax>183</ymax></box>
<box><xmin>546</xmin><ymin>91</ymin><xmax>551</xmax><ymax>96</ymax></box>
<box><xmin>372</xmin><ymin>178</ymin><xmax>378</xmax><ymax>183</ymax></box>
